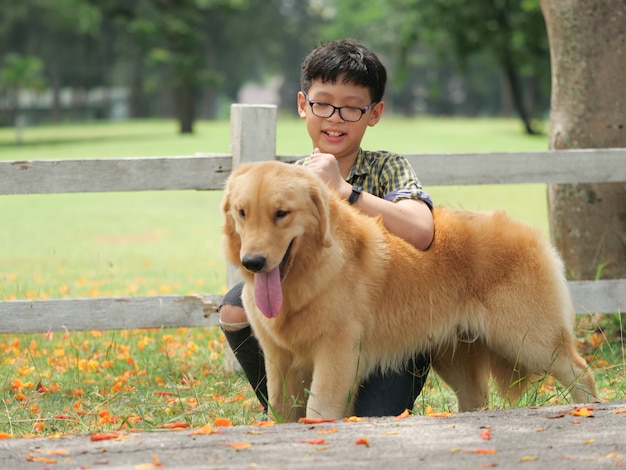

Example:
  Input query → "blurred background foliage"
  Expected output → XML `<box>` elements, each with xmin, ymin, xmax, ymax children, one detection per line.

<box><xmin>0</xmin><ymin>0</ymin><xmax>549</xmax><ymax>134</ymax></box>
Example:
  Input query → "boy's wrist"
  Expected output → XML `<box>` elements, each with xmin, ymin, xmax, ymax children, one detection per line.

<box><xmin>348</xmin><ymin>183</ymin><xmax>363</xmax><ymax>205</ymax></box>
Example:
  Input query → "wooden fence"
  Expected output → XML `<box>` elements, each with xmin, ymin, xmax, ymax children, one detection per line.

<box><xmin>1</xmin><ymin>104</ymin><xmax>625</xmax><ymax>334</ymax></box>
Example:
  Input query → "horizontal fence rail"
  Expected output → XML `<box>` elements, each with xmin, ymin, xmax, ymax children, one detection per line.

<box><xmin>2</xmin><ymin>148</ymin><xmax>626</xmax><ymax>194</ymax></box>
<box><xmin>1</xmin><ymin>105</ymin><xmax>625</xmax><ymax>334</ymax></box>
<box><xmin>1</xmin><ymin>280</ymin><xmax>625</xmax><ymax>334</ymax></box>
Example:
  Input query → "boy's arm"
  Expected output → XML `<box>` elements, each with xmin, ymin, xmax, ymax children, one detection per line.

<box><xmin>350</xmin><ymin>192</ymin><xmax>433</xmax><ymax>250</ymax></box>
<box><xmin>304</xmin><ymin>152</ymin><xmax>434</xmax><ymax>251</ymax></box>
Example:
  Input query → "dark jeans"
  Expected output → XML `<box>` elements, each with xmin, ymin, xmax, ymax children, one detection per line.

<box><xmin>220</xmin><ymin>282</ymin><xmax>430</xmax><ymax>417</ymax></box>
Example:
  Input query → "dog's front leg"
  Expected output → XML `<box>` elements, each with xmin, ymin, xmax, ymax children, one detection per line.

<box><xmin>264</xmin><ymin>345</ymin><xmax>307</xmax><ymax>423</ymax></box>
<box><xmin>306</xmin><ymin>345</ymin><xmax>361</xmax><ymax>419</ymax></box>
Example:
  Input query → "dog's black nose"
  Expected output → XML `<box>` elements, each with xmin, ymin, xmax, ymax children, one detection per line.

<box><xmin>242</xmin><ymin>255</ymin><xmax>266</xmax><ymax>273</ymax></box>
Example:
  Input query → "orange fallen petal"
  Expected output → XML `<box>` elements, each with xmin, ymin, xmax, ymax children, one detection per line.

<box><xmin>298</xmin><ymin>418</ymin><xmax>336</xmax><ymax>424</ymax></box>
<box><xmin>154</xmin><ymin>391</ymin><xmax>175</xmax><ymax>396</ymax></box>
<box><xmin>228</xmin><ymin>442</ymin><xmax>251</xmax><ymax>450</ymax></box>
<box><xmin>613</xmin><ymin>409</ymin><xmax>626</xmax><ymax>414</ymax></box>
<box><xmin>90</xmin><ymin>432</ymin><xmax>121</xmax><ymax>441</ymax></box>
<box><xmin>394</xmin><ymin>409</ymin><xmax>411</xmax><ymax>419</ymax></box>
<box><xmin>25</xmin><ymin>454</ymin><xmax>57</xmax><ymax>464</ymax></box>
<box><xmin>343</xmin><ymin>416</ymin><xmax>366</xmax><ymax>422</ymax></box>
<box><xmin>0</xmin><ymin>432</ymin><xmax>13</xmax><ymax>439</ymax></box>
<box><xmin>426</xmin><ymin>405</ymin><xmax>453</xmax><ymax>418</ymax></box>
<box><xmin>480</xmin><ymin>429</ymin><xmax>492</xmax><ymax>440</ymax></box>
<box><xmin>355</xmin><ymin>437</ymin><xmax>370</xmax><ymax>446</ymax></box>
<box><xmin>157</xmin><ymin>422</ymin><xmax>190</xmax><ymax>430</ymax></box>
<box><xmin>213</xmin><ymin>418</ymin><xmax>232</xmax><ymax>427</ymax></box>
<box><xmin>45</xmin><ymin>449</ymin><xmax>70</xmax><ymax>455</ymax></box>
<box><xmin>298</xmin><ymin>438</ymin><xmax>326</xmax><ymax>445</ymax></box>
<box><xmin>463</xmin><ymin>448</ymin><xmax>497</xmax><ymax>454</ymax></box>
<box><xmin>256</xmin><ymin>420</ymin><xmax>276</xmax><ymax>427</ymax></box>
<box><xmin>570</xmin><ymin>407</ymin><xmax>593</xmax><ymax>417</ymax></box>
<box><xmin>189</xmin><ymin>423</ymin><xmax>214</xmax><ymax>435</ymax></box>
<box><xmin>317</xmin><ymin>428</ymin><xmax>338</xmax><ymax>434</ymax></box>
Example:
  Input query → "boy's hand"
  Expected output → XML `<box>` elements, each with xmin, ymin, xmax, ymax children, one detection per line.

<box><xmin>307</xmin><ymin>149</ymin><xmax>350</xmax><ymax>198</ymax></box>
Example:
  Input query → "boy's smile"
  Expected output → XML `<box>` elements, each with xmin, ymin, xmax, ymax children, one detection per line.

<box><xmin>298</xmin><ymin>80</ymin><xmax>384</xmax><ymax>165</ymax></box>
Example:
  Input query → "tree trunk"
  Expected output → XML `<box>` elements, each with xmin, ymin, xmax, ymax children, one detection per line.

<box><xmin>541</xmin><ymin>0</ymin><xmax>626</xmax><ymax>280</ymax></box>
<box><xmin>176</xmin><ymin>83</ymin><xmax>195</xmax><ymax>134</ymax></box>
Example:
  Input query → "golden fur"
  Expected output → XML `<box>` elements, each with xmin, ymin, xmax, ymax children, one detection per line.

<box><xmin>222</xmin><ymin>161</ymin><xmax>597</xmax><ymax>421</ymax></box>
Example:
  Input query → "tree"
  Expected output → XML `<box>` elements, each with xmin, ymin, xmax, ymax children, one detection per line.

<box><xmin>0</xmin><ymin>53</ymin><xmax>46</xmax><ymax>143</ymax></box>
<box><xmin>541</xmin><ymin>0</ymin><xmax>626</xmax><ymax>280</ymax></box>
<box><xmin>393</xmin><ymin>0</ymin><xmax>550</xmax><ymax>134</ymax></box>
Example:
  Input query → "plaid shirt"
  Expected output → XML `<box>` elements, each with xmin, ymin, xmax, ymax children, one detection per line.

<box><xmin>297</xmin><ymin>149</ymin><xmax>433</xmax><ymax>209</ymax></box>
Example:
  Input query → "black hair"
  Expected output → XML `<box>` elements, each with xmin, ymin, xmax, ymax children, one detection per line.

<box><xmin>300</xmin><ymin>39</ymin><xmax>387</xmax><ymax>103</ymax></box>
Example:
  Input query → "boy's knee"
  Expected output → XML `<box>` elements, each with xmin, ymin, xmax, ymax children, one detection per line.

<box><xmin>219</xmin><ymin>304</ymin><xmax>249</xmax><ymax>331</ymax></box>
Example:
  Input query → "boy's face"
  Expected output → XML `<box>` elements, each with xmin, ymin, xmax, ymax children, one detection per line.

<box><xmin>297</xmin><ymin>79</ymin><xmax>384</xmax><ymax>162</ymax></box>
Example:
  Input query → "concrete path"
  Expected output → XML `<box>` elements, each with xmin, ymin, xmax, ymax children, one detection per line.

<box><xmin>1</xmin><ymin>401</ymin><xmax>625</xmax><ymax>469</ymax></box>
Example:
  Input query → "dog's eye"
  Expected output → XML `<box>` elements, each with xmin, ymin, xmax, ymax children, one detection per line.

<box><xmin>238</xmin><ymin>209</ymin><xmax>245</xmax><ymax>219</ymax></box>
<box><xmin>275</xmin><ymin>210</ymin><xmax>289</xmax><ymax>220</ymax></box>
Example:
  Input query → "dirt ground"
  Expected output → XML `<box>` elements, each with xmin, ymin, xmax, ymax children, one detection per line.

<box><xmin>1</xmin><ymin>400</ymin><xmax>625</xmax><ymax>469</ymax></box>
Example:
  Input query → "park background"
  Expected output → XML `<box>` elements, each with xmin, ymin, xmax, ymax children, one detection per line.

<box><xmin>0</xmin><ymin>0</ymin><xmax>624</xmax><ymax>436</ymax></box>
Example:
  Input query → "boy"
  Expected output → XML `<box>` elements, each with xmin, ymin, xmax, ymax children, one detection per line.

<box><xmin>219</xmin><ymin>39</ymin><xmax>434</xmax><ymax>417</ymax></box>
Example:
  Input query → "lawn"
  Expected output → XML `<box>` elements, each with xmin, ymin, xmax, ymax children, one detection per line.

<box><xmin>0</xmin><ymin>117</ymin><xmax>623</xmax><ymax>437</ymax></box>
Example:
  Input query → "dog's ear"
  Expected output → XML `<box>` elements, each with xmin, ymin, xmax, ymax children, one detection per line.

<box><xmin>221</xmin><ymin>177</ymin><xmax>242</xmax><ymax>265</ymax></box>
<box><xmin>310</xmin><ymin>183</ymin><xmax>332</xmax><ymax>248</ymax></box>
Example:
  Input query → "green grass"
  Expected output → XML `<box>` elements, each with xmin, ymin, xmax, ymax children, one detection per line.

<box><xmin>0</xmin><ymin>118</ymin><xmax>623</xmax><ymax>437</ymax></box>
<box><xmin>0</xmin><ymin>117</ymin><xmax>550</xmax><ymax>301</ymax></box>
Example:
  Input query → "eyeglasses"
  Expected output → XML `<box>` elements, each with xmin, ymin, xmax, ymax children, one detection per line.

<box><xmin>302</xmin><ymin>91</ymin><xmax>377</xmax><ymax>123</ymax></box>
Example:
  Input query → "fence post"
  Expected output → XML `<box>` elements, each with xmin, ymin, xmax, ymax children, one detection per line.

<box><xmin>223</xmin><ymin>104</ymin><xmax>278</xmax><ymax>374</ymax></box>
<box><xmin>230</xmin><ymin>104</ymin><xmax>277</xmax><ymax>166</ymax></box>
<box><xmin>227</xmin><ymin>104</ymin><xmax>278</xmax><ymax>290</ymax></box>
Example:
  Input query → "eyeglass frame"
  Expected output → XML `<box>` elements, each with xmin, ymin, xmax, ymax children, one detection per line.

<box><xmin>302</xmin><ymin>91</ymin><xmax>378</xmax><ymax>123</ymax></box>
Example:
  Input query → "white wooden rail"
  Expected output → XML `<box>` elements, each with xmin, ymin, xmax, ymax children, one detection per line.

<box><xmin>1</xmin><ymin>104</ymin><xmax>625</xmax><ymax>334</ymax></box>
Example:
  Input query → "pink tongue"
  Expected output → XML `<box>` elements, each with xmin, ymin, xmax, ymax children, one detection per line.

<box><xmin>254</xmin><ymin>266</ymin><xmax>283</xmax><ymax>318</ymax></box>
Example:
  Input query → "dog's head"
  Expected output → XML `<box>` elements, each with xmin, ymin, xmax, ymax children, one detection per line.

<box><xmin>222</xmin><ymin>161</ymin><xmax>332</xmax><ymax>318</ymax></box>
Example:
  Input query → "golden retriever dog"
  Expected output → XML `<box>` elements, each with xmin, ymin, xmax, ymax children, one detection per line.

<box><xmin>222</xmin><ymin>161</ymin><xmax>597</xmax><ymax>421</ymax></box>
